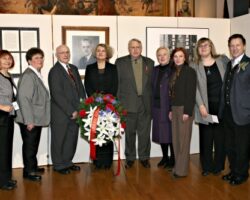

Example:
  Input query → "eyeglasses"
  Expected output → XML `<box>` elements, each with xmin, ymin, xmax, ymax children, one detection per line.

<box><xmin>198</xmin><ymin>44</ymin><xmax>210</xmax><ymax>48</ymax></box>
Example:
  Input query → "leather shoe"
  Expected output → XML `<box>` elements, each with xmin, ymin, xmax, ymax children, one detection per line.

<box><xmin>157</xmin><ymin>157</ymin><xmax>167</xmax><ymax>167</ymax></box>
<box><xmin>54</xmin><ymin>168</ymin><xmax>71</xmax><ymax>175</ymax></box>
<box><xmin>23</xmin><ymin>173</ymin><xmax>41</xmax><ymax>181</ymax></box>
<box><xmin>222</xmin><ymin>173</ymin><xmax>234</xmax><ymax>181</ymax></box>
<box><xmin>230</xmin><ymin>176</ymin><xmax>247</xmax><ymax>185</ymax></box>
<box><xmin>8</xmin><ymin>180</ymin><xmax>17</xmax><ymax>186</ymax></box>
<box><xmin>172</xmin><ymin>173</ymin><xmax>186</xmax><ymax>179</ymax></box>
<box><xmin>69</xmin><ymin>165</ymin><xmax>80</xmax><ymax>171</ymax></box>
<box><xmin>140</xmin><ymin>160</ymin><xmax>150</xmax><ymax>168</ymax></box>
<box><xmin>125</xmin><ymin>160</ymin><xmax>134</xmax><ymax>169</ymax></box>
<box><xmin>202</xmin><ymin>171</ymin><xmax>210</xmax><ymax>176</ymax></box>
<box><xmin>35</xmin><ymin>167</ymin><xmax>45</xmax><ymax>173</ymax></box>
<box><xmin>0</xmin><ymin>182</ymin><xmax>15</xmax><ymax>190</ymax></box>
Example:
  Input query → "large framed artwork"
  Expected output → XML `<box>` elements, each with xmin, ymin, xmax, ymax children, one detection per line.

<box><xmin>62</xmin><ymin>26</ymin><xmax>109</xmax><ymax>78</ymax></box>
<box><xmin>175</xmin><ymin>0</ymin><xmax>195</xmax><ymax>17</ymax></box>
<box><xmin>0</xmin><ymin>27</ymin><xmax>40</xmax><ymax>77</ymax></box>
<box><xmin>0</xmin><ymin>0</ymin><xmax>169</xmax><ymax>16</ymax></box>
<box><xmin>146</xmin><ymin>27</ymin><xmax>209</xmax><ymax>63</ymax></box>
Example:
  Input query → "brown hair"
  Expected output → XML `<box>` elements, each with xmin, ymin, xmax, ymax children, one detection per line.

<box><xmin>0</xmin><ymin>50</ymin><xmax>15</xmax><ymax>69</ymax></box>
<box><xmin>169</xmin><ymin>47</ymin><xmax>188</xmax><ymax>98</ymax></box>
<box><xmin>194</xmin><ymin>37</ymin><xmax>219</xmax><ymax>64</ymax></box>
<box><xmin>95</xmin><ymin>43</ymin><xmax>114</xmax><ymax>59</ymax></box>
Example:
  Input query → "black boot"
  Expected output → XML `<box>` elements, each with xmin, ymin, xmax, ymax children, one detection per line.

<box><xmin>164</xmin><ymin>143</ymin><xmax>175</xmax><ymax>169</ymax></box>
<box><xmin>158</xmin><ymin>144</ymin><xmax>168</xmax><ymax>167</ymax></box>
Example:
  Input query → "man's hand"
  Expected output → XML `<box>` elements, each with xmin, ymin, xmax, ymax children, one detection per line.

<box><xmin>71</xmin><ymin>111</ymin><xmax>78</xmax><ymax>119</ymax></box>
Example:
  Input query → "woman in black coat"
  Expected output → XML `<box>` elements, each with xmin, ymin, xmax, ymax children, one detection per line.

<box><xmin>84</xmin><ymin>43</ymin><xmax>118</xmax><ymax>169</ymax></box>
<box><xmin>0</xmin><ymin>50</ymin><xmax>17</xmax><ymax>190</ymax></box>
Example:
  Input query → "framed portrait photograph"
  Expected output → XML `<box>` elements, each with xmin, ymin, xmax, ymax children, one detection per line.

<box><xmin>146</xmin><ymin>27</ymin><xmax>209</xmax><ymax>63</ymax></box>
<box><xmin>62</xmin><ymin>26</ymin><xmax>109</xmax><ymax>78</ymax></box>
<box><xmin>175</xmin><ymin>0</ymin><xmax>195</xmax><ymax>17</ymax></box>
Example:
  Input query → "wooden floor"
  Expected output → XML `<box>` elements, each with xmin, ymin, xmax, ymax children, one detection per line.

<box><xmin>1</xmin><ymin>154</ymin><xmax>249</xmax><ymax>200</ymax></box>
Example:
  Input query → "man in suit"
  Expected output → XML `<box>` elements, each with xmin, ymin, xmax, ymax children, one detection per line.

<box><xmin>115</xmin><ymin>38</ymin><xmax>154</xmax><ymax>168</ymax></box>
<box><xmin>78</xmin><ymin>39</ymin><xmax>96</xmax><ymax>69</ymax></box>
<box><xmin>220</xmin><ymin>34</ymin><xmax>250</xmax><ymax>185</ymax></box>
<box><xmin>49</xmin><ymin>45</ymin><xmax>86</xmax><ymax>174</ymax></box>
<box><xmin>16</xmin><ymin>47</ymin><xmax>50</xmax><ymax>181</ymax></box>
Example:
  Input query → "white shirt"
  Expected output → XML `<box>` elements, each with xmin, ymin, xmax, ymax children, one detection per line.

<box><xmin>59</xmin><ymin>61</ymin><xmax>69</xmax><ymax>73</ymax></box>
<box><xmin>28</xmin><ymin>65</ymin><xmax>43</xmax><ymax>80</ymax></box>
<box><xmin>232</xmin><ymin>54</ymin><xmax>244</xmax><ymax>68</ymax></box>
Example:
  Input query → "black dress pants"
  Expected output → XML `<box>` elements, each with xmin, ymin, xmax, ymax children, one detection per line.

<box><xmin>0</xmin><ymin>116</ymin><xmax>14</xmax><ymax>187</ymax></box>
<box><xmin>19</xmin><ymin>123</ymin><xmax>42</xmax><ymax>174</ymax></box>
<box><xmin>199</xmin><ymin>123</ymin><xmax>225</xmax><ymax>172</ymax></box>
<box><xmin>223</xmin><ymin>106</ymin><xmax>250</xmax><ymax>179</ymax></box>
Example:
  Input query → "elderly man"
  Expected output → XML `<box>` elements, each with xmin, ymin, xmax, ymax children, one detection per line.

<box><xmin>49</xmin><ymin>45</ymin><xmax>86</xmax><ymax>174</ymax></box>
<box><xmin>115</xmin><ymin>38</ymin><xmax>154</xmax><ymax>168</ymax></box>
<box><xmin>220</xmin><ymin>34</ymin><xmax>250</xmax><ymax>185</ymax></box>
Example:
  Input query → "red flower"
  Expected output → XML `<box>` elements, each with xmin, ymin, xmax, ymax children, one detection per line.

<box><xmin>103</xmin><ymin>94</ymin><xmax>115</xmax><ymax>103</ymax></box>
<box><xmin>79</xmin><ymin>109</ymin><xmax>87</xmax><ymax>118</ymax></box>
<box><xmin>121</xmin><ymin>122</ymin><xmax>126</xmax><ymax>129</ymax></box>
<box><xmin>122</xmin><ymin>110</ymin><xmax>127</xmax><ymax>116</ymax></box>
<box><xmin>85</xmin><ymin>96</ymin><xmax>94</xmax><ymax>105</ymax></box>
<box><xmin>106</xmin><ymin>103</ymin><xmax>115</xmax><ymax>112</ymax></box>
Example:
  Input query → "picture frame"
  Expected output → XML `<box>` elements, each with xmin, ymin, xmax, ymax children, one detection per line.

<box><xmin>146</xmin><ymin>27</ymin><xmax>209</xmax><ymax>63</ymax></box>
<box><xmin>62</xmin><ymin>26</ymin><xmax>109</xmax><ymax>78</ymax></box>
<box><xmin>175</xmin><ymin>0</ymin><xmax>195</xmax><ymax>17</ymax></box>
<box><xmin>0</xmin><ymin>27</ymin><xmax>39</xmax><ymax>77</ymax></box>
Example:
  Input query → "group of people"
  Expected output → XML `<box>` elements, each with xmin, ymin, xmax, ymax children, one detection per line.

<box><xmin>0</xmin><ymin>33</ymin><xmax>250</xmax><ymax>191</ymax></box>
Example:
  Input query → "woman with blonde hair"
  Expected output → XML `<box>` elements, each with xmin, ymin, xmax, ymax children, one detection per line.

<box><xmin>84</xmin><ymin>43</ymin><xmax>118</xmax><ymax>168</ymax></box>
<box><xmin>192</xmin><ymin>37</ymin><xmax>229</xmax><ymax>176</ymax></box>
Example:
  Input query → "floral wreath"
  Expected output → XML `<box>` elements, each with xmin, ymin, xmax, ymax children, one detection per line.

<box><xmin>77</xmin><ymin>92</ymin><xmax>126</xmax><ymax>176</ymax></box>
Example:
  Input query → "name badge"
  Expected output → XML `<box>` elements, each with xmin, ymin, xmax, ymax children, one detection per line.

<box><xmin>12</xmin><ymin>101</ymin><xmax>20</xmax><ymax>110</ymax></box>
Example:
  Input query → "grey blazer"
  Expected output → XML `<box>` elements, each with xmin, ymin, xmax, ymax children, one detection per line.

<box><xmin>16</xmin><ymin>68</ymin><xmax>50</xmax><ymax>126</ymax></box>
<box><xmin>191</xmin><ymin>55</ymin><xmax>229</xmax><ymax>124</ymax></box>
<box><xmin>115</xmin><ymin>55</ymin><xmax>154</xmax><ymax>114</ymax></box>
<box><xmin>0</xmin><ymin>73</ymin><xmax>15</xmax><ymax>116</ymax></box>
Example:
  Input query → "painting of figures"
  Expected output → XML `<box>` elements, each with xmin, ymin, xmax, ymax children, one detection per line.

<box><xmin>0</xmin><ymin>0</ymin><xmax>168</xmax><ymax>16</ymax></box>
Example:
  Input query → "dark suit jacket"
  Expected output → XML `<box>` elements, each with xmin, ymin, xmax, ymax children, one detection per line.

<box><xmin>219</xmin><ymin>54</ymin><xmax>250</xmax><ymax>125</ymax></box>
<box><xmin>84</xmin><ymin>62</ymin><xmax>118</xmax><ymax>97</ymax></box>
<box><xmin>48</xmin><ymin>61</ymin><xmax>86</xmax><ymax>123</ymax></box>
<box><xmin>115</xmin><ymin>55</ymin><xmax>154</xmax><ymax>114</ymax></box>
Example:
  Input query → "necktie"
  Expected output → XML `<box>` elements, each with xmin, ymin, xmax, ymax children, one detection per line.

<box><xmin>66</xmin><ymin>65</ymin><xmax>78</xmax><ymax>92</ymax></box>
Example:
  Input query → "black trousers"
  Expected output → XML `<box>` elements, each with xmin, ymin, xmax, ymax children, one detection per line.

<box><xmin>0</xmin><ymin>116</ymin><xmax>14</xmax><ymax>187</ymax></box>
<box><xmin>199</xmin><ymin>123</ymin><xmax>225</xmax><ymax>172</ymax></box>
<box><xmin>223</xmin><ymin>106</ymin><xmax>250</xmax><ymax>179</ymax></box>
<box><xmin>19</xmin><ymin>123</ymin><xmax>42</xmax><ymax>174</ymax></box>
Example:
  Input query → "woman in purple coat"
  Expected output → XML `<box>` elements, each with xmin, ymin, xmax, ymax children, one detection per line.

<box><xmin>152</xmin><ymin>47</ymin><xmax>174</xmax><ymax>168</ymax></box>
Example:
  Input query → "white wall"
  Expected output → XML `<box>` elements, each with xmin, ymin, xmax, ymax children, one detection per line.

<box><xmin>230</xmin><ymin>13</ymin><xmax>250</xmax><ymax>55</ymax></box>
<box><xmin>0</xmin><ymin>14</ymin><xmax>231</xmax><ymax>167</ymax></box>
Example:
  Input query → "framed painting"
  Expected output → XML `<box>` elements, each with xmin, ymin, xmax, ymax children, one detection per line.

<box><xmin>175</xmin><ymin>0</ymin><xmax>195</xmax><ymax>17</ymax></box>
<box><xmin>146</xmin><ymin>27</ymin><xmax>209</xmax><ymax>63</ymax></box>
<box><xmin>62</xmin><ymin>26</ymin><xmax>109</xmax><ymax>78</ymax></box>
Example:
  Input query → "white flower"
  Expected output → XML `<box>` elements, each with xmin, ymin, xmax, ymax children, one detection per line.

<box><xmin>92</xmin><ymin>134</ymin><xmax>107</xmax><ymax>147</ymax></box>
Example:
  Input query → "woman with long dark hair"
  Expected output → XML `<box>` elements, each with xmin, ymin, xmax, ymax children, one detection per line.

<box><xmin>169</xmin><ymin>47</ymin><xmax>196</xmax><ymax>178</ymax></box>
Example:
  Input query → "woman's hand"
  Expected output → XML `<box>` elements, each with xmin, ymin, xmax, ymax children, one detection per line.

<box><xmin>169</xmin><ymin>111</ymin><xmax>172</xmax><ymax>121</ymax></box>
<box><xmin>183</xmin><ymin>114</ymin><xmax>189</xmax><ymax>122</ymax></box>
<box><xmin>27</xmin><ymin>124</ymin><xmax>35</xmax><ymax>131</ymax></box>
<box><xmin>0</xmin><ymin>105</ymin><xmax>14</xmax><ymax>113</ymax></box>
<box><xmin>199</xmin><ymin>105</ymin><xmax>208</xmax><ymax>118</ymax></box>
